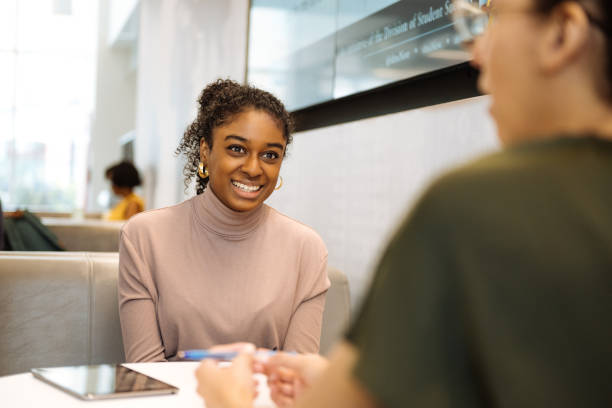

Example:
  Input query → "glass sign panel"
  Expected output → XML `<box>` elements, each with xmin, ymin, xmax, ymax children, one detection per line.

<box><xmin>248</xmin><ymin>0</ymin><xmax>486</xmax><ymax>111</ymax></box>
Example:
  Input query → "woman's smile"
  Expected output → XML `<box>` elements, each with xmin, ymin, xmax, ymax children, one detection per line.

<box><xmin>231</xmin><ymin>180</ymin><xmax>264</xmax><ymax>198</ymax></box>
<box><xmin>201</xmin><ymin>109</ymin><xmax>286</xmax><ymax>212</ymax></box>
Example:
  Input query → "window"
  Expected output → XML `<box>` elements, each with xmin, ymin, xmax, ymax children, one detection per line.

<box><xmin>0</xmin><ymin>0</ymin><xmax>98</xmax><ymax>212</ymax></box>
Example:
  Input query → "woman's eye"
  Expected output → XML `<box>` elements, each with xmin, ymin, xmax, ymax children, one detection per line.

<box><xmin>261</xmin><ymin>151</ymin><xmax>280</xmax><ymax>160</ymax></box>
<box><xmin>228</xmin><ymin>145</ymin><xmax>246</xmax><ymax>154</ymax></box>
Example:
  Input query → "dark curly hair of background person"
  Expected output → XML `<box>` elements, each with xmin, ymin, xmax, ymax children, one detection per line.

<box><xmin>176</xmin><ymin>79</ymin><xmax>294</xmax><ymax>195</ymax></box>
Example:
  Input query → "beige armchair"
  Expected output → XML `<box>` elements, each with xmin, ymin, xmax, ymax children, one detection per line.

<box><xmin>42</xmin><ymin>218</ymin><xmax>124</xmax><ymax>252</ymax></box>
<box><xmin>0</xmin><ymin>252</ymin><xmax>124</xmax><ymax>376</ymax></box>
<box><xmin>320</xmin><ymin>267</ymin><xmax>351</xmax><ymax>355</ymax></box>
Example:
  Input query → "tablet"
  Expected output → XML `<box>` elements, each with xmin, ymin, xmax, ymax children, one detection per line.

<box><xmin>31</xmin><ymin>364</ymin><xmax>179</xmax><ymax>400</ymax></box>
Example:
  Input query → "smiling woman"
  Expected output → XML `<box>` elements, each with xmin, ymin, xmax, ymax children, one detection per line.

<box><xmin>118</xmin><ymin>79</ymin><xmax>330</xmax><ymax>362</ymax></box>
<box><xmin>177</xmin><ymin>79</ymin><xmax>293</xmax><ymax>196</ymax></box>
<box><xmin>201</xmin><ymin>109</ymin><xmax>286</xmax><ymax>212</ymax></box>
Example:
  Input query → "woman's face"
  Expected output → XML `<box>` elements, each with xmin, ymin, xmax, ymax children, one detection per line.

<box><xmin>472</xmin><ymin>0</ymin><xmax>545</xmax><ymax>144</ymax></box>
<box><xmin>200</xmin><ymin>109</ymin><xmax>286</xmax><ymax>212</ymax></box>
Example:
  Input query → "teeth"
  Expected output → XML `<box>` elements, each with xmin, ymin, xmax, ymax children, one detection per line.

<box><xmin>232</xmin><ymin>181</ymin><xmax>261</xmax><ymax>192</ymax></box>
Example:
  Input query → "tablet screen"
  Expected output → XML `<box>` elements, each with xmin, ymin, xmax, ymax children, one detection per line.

<box><xmin>31</xmin><ymin>364</ymin><xmax>179</xmax><ymax>400</ymax></box>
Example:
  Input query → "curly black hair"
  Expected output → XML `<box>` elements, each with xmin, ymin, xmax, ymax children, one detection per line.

<box><xmin>176</xmin><ymin>79</ymin><xmax>294</xmax><ymax>195</ymax></box>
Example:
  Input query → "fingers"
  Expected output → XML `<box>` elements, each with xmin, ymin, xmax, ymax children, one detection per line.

<box><xmin>267</xmin><ymin>352</ymin><xmax>305</xmax><ymax>369</ymax></box>
<box><xmin>267</xmin><ymin>366</ymin><xmax>299</xmax><ymax>406</ymax></box>
<box><xmin>194</xmin><ymin>353</ymin><xmax>254</xmax><ymax>390</ymax></box>
<box><xmin>267</xmin><ymin>366</ymin><xmax>298</xmax><ymax>394</ymax></box>
<box><xmin>252</xmin><ymin>378</ymin><xmax>259</xmax><ymax>399</ymax></box>
<box><xmin>269</xmin><ymin>387</ymin><xmax>296</xmax><ymax>408</ymax></box>
<box><xmin>275</xmin><ymin>382</ymin><xmax>296</xmax><ymax>397</ymax></box>
<box><xmin>275</xmin><ymin>366</ymin><xmax>297</xmax><ymax>382</ymax></box>
<box><xmin>195</xmin><ymin>359</ymin><xmax>218</xmax><ymax>378</ymax></box>
<box><xmin>195</xmin><ymin>352</ymin><xmax>257</xmax><ymax>408</ymax></box>
<box><xmin>194</xmin><ymin>360</ymin><xmax>219</xmax><ymax>397</ymax></box>
<box><xmin>271</xmin><ymin>394</ymin><xmax>294</xmax><ymax>407</ymax></box>
<box><xmin>232</xmin><ymin>352</ymin><xmax>254</xmax><ymax>374</ymax></box>
<box><xmin>252</xmin><ymin>361</ymin><xmax>265</xmax><ymax>373</ymax></box>
<box><xmin>264</xmin><ymin>352</ymin><xmax>330</xmax><ymax>399</ymax></box>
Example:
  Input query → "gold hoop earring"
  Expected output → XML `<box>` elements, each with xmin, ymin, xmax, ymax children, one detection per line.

<box><xmin>198</xmin><ymin>162</ymin><xmax>209</xmax><ymax>179</ymax></box>
<box><xmin>275</xmin><ymin>176</ymin><xmax>283</xmax><ymax>190</ymax></box>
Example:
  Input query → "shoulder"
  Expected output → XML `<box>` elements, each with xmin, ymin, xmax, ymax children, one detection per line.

<box><xmin>424</xmin><ymin>145</ymin><xmax>558</xmax><ymax>208</ymax></box>
<box><xmin>394</xmin><ymin>142</ymin><xmax>580</xmax><ymax>243</ymax></box>
<box><xmin>128</xmin><ymin>193</ymin><xmax>145</xmax><ymax>207</ymax></box>
<box><xmin>388</xmin><ymin>147</ymin><xmax>544</xmax><ymax>239</ymax></box>
<box><xmin>121</xmin><ymin>198</ymin><xmax>194</xmax><ymax>243</ymax></box>
<box><xmin>434</xmin><ymin>137</ymin><xmax>594</xmax><ymax>192</ymax></box>
<box><xmin>264</xmin><ymin>206</ymin><xmax>328</xmax><ymax>257</ymax></box>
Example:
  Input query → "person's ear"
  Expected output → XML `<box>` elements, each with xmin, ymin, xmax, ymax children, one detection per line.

<box><xmin>538</xmin><ymin>2</ymin><xmax>590</xmax><ymax>74</ymax></box>
<box><xmin>199</xmin><ymin>138</ymin><xmax>210</xmax><ymax>165</ymax></box>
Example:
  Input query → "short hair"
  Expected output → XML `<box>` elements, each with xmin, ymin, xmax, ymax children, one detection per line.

<box><xmin>105</xmin><ymin>161</ymin><xmax>142</xmax><ymax>189</ymax></box>
<box><xmin>176</xmin><ymin>79</ymin><xmax>294</xmax><ymax>195</ymax></box>
<box><xmin>533</xmin><ymin>0</ymin><xmax>611</xmax><ymax>94</ymax></box>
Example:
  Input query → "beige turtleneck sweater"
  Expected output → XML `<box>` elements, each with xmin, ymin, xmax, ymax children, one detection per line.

<box><xmin>118</xmin><ymin>187</ymin><xmax>330</xmax><ymax>362</ymax></box>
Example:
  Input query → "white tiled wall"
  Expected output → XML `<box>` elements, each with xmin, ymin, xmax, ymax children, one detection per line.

<box><xmin>267</xmin><ymin>96</ymin><xmax>499</xmax><ymax>308</ymax></box>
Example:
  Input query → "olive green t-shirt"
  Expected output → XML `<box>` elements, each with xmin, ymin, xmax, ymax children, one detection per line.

<box><xmin>346</xmin><ymin>136</ymin><xmax>612</xmax><ymax>408</ymax></box>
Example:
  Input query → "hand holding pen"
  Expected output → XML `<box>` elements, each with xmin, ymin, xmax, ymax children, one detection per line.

<box><xmin>191</xmin><ymin>342</ymin><xmax>327</xmax><ymax>408</ymax></box>
<box><xmin>177</xmin><ymin>342</ymin><xmax>290</xmax><ymax>361</ymax></box>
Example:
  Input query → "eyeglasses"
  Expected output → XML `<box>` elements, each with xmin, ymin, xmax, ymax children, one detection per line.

<box><xmin>451</xmin><ymin>0</ymin><xmax>490</xmax><ymax>46</ymax></box>
<box><xmin>452</xmin><ymin>0</ymin><xmax>611</xmax><ymax>47</ymax></box>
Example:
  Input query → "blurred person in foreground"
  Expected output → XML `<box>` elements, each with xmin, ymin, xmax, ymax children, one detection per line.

<box><xmin>105</xmin><ymin>161</ymin><xmax>145</xmax><ymax>221</ymax></box>
<box><xmin>195</xmin><ymin>0</ymin><xmax>612</xmax><ymax>407</ymax></box>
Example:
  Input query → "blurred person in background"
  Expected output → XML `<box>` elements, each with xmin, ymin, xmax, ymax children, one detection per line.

<box><xmin>195</xmin><ymin>0</ymin><xmax>612</xmax><ymax>407</ymax></box>
<box><xmin>104</xmin><ymin>161</ymin><xmax>145</xmax><ymax>221</ymax></box>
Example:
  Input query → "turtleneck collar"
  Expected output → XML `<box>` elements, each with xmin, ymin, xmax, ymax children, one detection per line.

<box><xmin>192</xmin><ymin>186</ymin><xmax>268</xmax><ymax>240</ymax></box>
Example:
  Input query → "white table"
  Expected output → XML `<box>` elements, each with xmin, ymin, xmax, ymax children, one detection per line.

<box><xmin>1</xmin><ymin>362</ymin><xmax>274</xmax><ymax>407</ymax></box>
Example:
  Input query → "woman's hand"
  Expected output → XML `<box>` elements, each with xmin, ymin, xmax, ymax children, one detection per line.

<box><xmin>261</xmin><ymin>353</ymin><xmax>329</xmax><ymax>407</ymax></box>
<box><xmin>195</xmin><ymin>352</ymin><xmax>255</xmax><ymax>408</ymax></box>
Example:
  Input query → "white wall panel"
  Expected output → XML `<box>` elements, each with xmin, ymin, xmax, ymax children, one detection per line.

<box><xmin>267</xmin><ymin>96</ymin><xmax>499</xmax><ymax>307</ymax></box>
<box><xmin>135</xmin><ymin>0</ymin><xmax>249</xmax><ymax>209</ymax></box>
<box><xmin>87</xmin><ymin>0</ymin><xmax>137</xmax><ymax>213</ymax></box>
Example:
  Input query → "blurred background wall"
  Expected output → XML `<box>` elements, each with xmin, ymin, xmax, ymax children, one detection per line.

<box><xmin>87</xmin><ymin>0</ymin><xmax>137</xmax><ymax>214</ymax></box>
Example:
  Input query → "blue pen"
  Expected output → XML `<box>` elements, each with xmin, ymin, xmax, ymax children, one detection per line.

<box><xmin>177</xmin><ymin>349</ymin><xmax>294</xmax><ymax>361</ymax></box>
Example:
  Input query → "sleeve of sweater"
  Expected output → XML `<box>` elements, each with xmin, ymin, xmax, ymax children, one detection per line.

<box><xmin>118</xmin><ymin>227</ymin><xmax>167</xmax><ymax>362</ymax></box>
<box><xmin>283</xmin><ymin>235</ymin><xmax>331</xmax><ymax>354</ymax></box>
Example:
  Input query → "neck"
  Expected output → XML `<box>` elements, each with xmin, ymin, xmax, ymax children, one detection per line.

<box><xmin>502</xmin><ymin>84</ymin><xmax>612</xmax><ymax>146</ymax></box>
<box><xmin>115</xmin><ymin>188</ymin><xmax>133</xmax><ymax>198</ymax></box>
<box><xmin>194</xmin><ymin>186</ymin><xmax>266</xmax><ymax>239</ymax></box>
